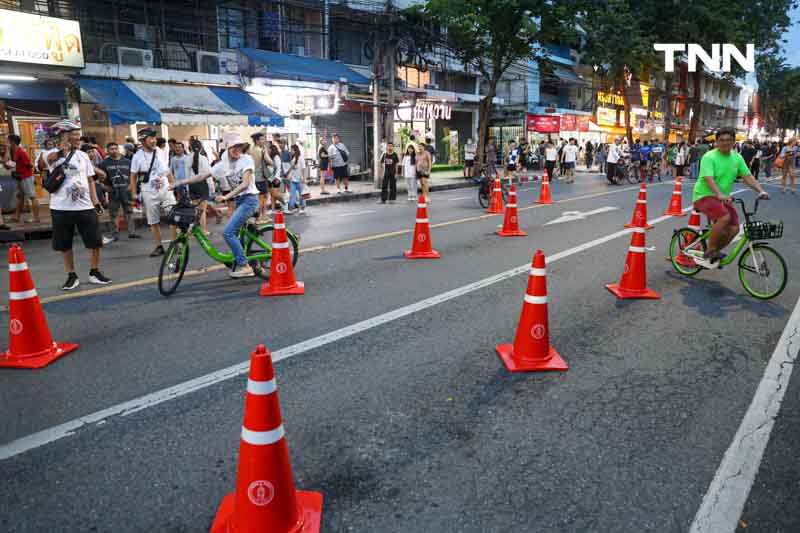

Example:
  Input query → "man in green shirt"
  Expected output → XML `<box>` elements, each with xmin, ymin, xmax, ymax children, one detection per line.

<box><xmin>692</xmin><ymin>128</ymin><xmax>768</xmax><ymax>267</ymax></box>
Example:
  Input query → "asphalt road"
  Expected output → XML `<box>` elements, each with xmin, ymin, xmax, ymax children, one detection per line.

<box><xmin>1</xmin><ymin>173</ymin><xmax>798</xmax><ymax>532</ymax></box>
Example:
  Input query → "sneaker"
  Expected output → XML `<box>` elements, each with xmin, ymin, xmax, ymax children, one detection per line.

<box><xmin>149</xmin><ymin>245</ymin><xmax>165</xmax><ymax>257</ymax></box>
<box><xmin>377</xmin><ymin>200</ymin><xmax>386</xmax><ymax>204</ymax></box>
<box><xmin>128</xmin><ymin>233</ymin><xmax>142</xmax><ymax>239</ymax></box>
<box><xmin>345</xmin><ymin>189</ymin><xmax>353</xmax><ymax>194</ymax></box>
<box><xmin>337</xmin><ymin>190</ymin><xmax>342</xmax><ymax>195</ymax></box>
<box><xmin>88</xmin><ymin>269</ymin><xmax>112</xmax><ymax>285</ymax></box>
<box><xmin>62</xmin><ymin>272</ymin><xmax>80</xmax><ymax>291</ymax></box>
<box><xmin>388</xmin><ymin>200</ymin><xmax>396</xmax><ymax>204</ymax></box>
<box><xmin>230</xmin><ymin>264</ymin><xmax>255</xmax><ymax>278</ymax></box>
<box><xmin>299</xmin><ymin>207</ymin><xmax>306</xmax><ymax>214</ymax></box>
<box><xmin>321</xmin><ymin>191</ymin><xmax>331</xmax><ymax>195</ymax></box>
<box><xmin>102</xmin><ymin>235</ymin><xmax>118</xmax><ymax>245</ymax></box>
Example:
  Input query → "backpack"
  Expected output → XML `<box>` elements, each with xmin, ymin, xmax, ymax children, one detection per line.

<box><xmin>42</xmin><ymin>150</ymin><xmax>76</xmax><ymax>194</ymax></box>
<box><xmin>337</xmin><ymin>143</ymin><xmax>349</xmax><ymax>163</ymax></box>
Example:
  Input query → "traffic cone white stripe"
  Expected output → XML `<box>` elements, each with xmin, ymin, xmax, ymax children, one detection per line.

<box><xmin>524</xmin><ymin>294</ymin><xmax>548</xmax><ymax>304</ymax></box>
<box><xmin>272</xmin><ymin>242</ymin><xmax>290</xmax><ymax>249</ymax></box>
<box><xmin>241</xmin><ymin>424</ymin><xmax>285</xmax><ymax>446</ymax></box>
<box><xmin>629</xmin><ymin>246</ymin><xmax>646</xmax><ymax>253</ymax></box>
<box><xmin>9</xmin><ymin>289</ymin><xmax>37</xmax><ymax>300</ymax></box>
<box><xmin>247</xmin><ymin>378</ymin><xmax>277</xmax><ymax>395</ymax></box>
<box><xmin>415</xmin><ymin>218</ymin><xmax>429</xmax><ymax>223</ymax></box>
<box><xmin>8</xmin><ymin>262</ymin><xmax>28</xmax><ymax>272</ymax></box>
<box><xmin>672</xmin><ymin>191</ymin><xmax>682</xmax><ymax>196</ymax></box>
<box><xmin>530</xmin><ymin>267</ymin><xmax>547</xmax><ymax>277</ymax></box>
<box><xmin>493</xmin><ymin>188</ymin><xmax>502</xmax><ymax>192</ymax></box>
<box><xmin>636</xmin><ymin>200</ymin><xmax>647</xmax><ymax>204</ymax></box>
<box><xmin>632</xmin><ymin>228</ymin><xmax>646</xmax><ymax>233</ymax></box>
<box><xmin>273</xmin><ymin>223</ymin><xmax>285</xmax><ymax>229</ymax></box>
<box><xmin>507</xmin><ymin>203</ymin><xmax>518</xmax><ymax>208</ymax></box>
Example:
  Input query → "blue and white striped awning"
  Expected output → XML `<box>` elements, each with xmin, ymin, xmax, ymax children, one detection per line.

<box><xmin>77</xmin><ymin>78</ymin><xmax>284</xmax><ymax>127</ymax></box>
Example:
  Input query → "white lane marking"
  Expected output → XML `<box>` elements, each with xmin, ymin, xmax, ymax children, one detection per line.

<box><xmin>689</xmin><ymin>296</ymin><xmax>800</xmax><ymax>533</ymax></box>
<box><xmin>0</xmin><ymin>189</ymin><xmax>754</xmax><ymax>461</ymax></box>
<box><xmin>544</xmin><ymin>206</ymin><xmax>619</xmax><ymax>226</ymax></box>
<box><xmin>447</xmin><ymin>196</ymin><xmax>473</xmax><ymax>201</ymax></box>
<box><xmin>337</xmin><ymin>210</ymin><xmax>376</xmax><ymax>217</ymax></box>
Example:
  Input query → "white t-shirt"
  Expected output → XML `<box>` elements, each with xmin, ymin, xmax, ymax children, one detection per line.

<box><xmin>464</xmin><ymin>144</ymin><xmax>477</xmax><ymax>161</ymax></box>
<box><xmin>212</xmin><ymin>152</ymin><xmax>258</xmax><ymax>197</ymax></box>
<box><xmin>49</xmin><ymin>150</ymin><xmax>96</xmax><ymax>211</ymax></box>
<box><xmin>288</xmin><ymin>157</ymin><xmax>305</xmax><ymax>182</ymax></box>
<box><xmin>607</xmin><ymin>144</ymin><xmax>623</xmax><ymax>164</ymax></box>
<box><xmin>402</xmin><ymin>155</ymin><xmax>416</xmax><ymax>178</ymax></box>
<box><xmin>131</xmin><ymin>149</ymin><xmax>171</xmax><ymax>194</ymax></box>
<box><xmin>563</xmin><ymin>144</ymin><xmax>579</xmax><ymax>163</ymax></box>
<box><xmin>545</xmin><ymin>147</ymin><xmax>558</xmax><ymax>161</ymax></box>
<box><xmin>156</xmin><ymin>146</ymin><xmax>169</xmax><ymax>169</ymax></box>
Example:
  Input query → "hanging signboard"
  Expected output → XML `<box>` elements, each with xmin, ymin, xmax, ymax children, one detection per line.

<box><xmin>526</xmin><ymin>114</ymin><xmax>560</xmax><ymax>133</ymax></box>
<box><xmin>0</xmin><ymin>9</ymin><xmax>84</xmax><ymax>68</ymax></box>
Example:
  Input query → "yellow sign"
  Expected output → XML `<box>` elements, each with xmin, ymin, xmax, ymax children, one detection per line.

<box><xmin>596</xmin><ymin>106</ymin><xmax>619</xmax><ymax>126</ymax></box>
<box><xmin>597</xmin><ymin>91</ymin><xmax>624</xmax><ymax>107</ymax></box>
<box><xmin>0</xmin><ymin>9</ymin><xmax>84</xmax><ymax>68</ymax></box>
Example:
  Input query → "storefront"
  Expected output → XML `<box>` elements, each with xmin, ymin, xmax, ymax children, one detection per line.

<box><xmin>395</xmin><ymin>99</ymin><xmax>478</xmax><ymax>165</ymax></box>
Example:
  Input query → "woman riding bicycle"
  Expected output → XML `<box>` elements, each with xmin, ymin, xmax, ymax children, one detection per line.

<box><xmin>171</xmin><ymin>139</ymin><xmax>214</xmax><ymax>235</ymax></box>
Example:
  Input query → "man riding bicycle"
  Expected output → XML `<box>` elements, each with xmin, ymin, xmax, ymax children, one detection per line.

<box><xmin>691</xmin><ymin>127</ymin><xmax>769</xmax><ymax>269</ymax></box>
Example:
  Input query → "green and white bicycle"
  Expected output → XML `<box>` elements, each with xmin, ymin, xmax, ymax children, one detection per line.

<box><xmin>668</xmin><ymin>197</ymin><xmax>787</xmax><ymax>300</ymax></box>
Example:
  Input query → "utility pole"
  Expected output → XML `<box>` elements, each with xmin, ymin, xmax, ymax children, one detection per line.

<box><xmin>372</xmin><ymin>33</ymin><xmax>382</xmax><ymax>187</ymax></box>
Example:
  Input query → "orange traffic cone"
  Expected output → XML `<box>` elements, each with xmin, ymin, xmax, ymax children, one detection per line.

<box><xmin>497</xmin><ymin>184</ymin><xmax>527</xmax><ymax>237</ymax></box>
<box><xmin>0</xmin><ymin>244</ymin><xmax>78</xmax><ymax>369</ymax></box>
<box><xmin>211</xmin><ymin>345</ymin><xmax>322</xmax><ymax>533</ymax></box>
<box><xmin>670</xmin><ymin>210</ymin><xmax>704</xmax><ymax>266</ymax></box>
<box><xmin>624</xmin><ymin>182</ymin><xmax>654</xmax><ymax>230</ymax></box>
<box><xmin>260</xmin><ymin>211</ymin><xmax>304</xmax><ymax>297</ymax></box>
<box><xmin>486</xmin><ymin>174</ymin><xmax>504</xmax><ymax>214</ymax></box>
<box><xmin>606</xmin><ymin>228</ymin><xmax>660</xmax><ymax>299</ymax></box>
<box><xmin>496</xmin><ymin>250</ymin><xmax>568</xmax><ymax>372</ymax></box>
<box><xmin>663</xmin><ymin>176</ymin><xmax>687</xmax><ymax>216</ymax></box>
<box><xmin>404</xmin><ymin>195</ymin><xmax>440</xmax><ymax>259</ymax></box>
<box><xmin>537</xmin><ymin>169</ymin><xmax>553</xmax><ymax>204</ymax></box>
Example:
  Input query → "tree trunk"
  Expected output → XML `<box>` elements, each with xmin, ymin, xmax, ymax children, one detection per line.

<box><xmin>688</xmin><ymin>69</ymin><xmax>702</xmax><ymax>142</ymax></box>
<box><xmin>475</xmin><ymin>78</ymin><xmax>498</xmax><ymax>174</ymax></box>
<box><xmin>621</xmin><ymin>74</ymin><xmax>633</xmax><ymax>146</ymax></box>
<box><xmin>663</xmin><ymin>74</ymin><xmax>673</xmax><ymax>143</ymax></box>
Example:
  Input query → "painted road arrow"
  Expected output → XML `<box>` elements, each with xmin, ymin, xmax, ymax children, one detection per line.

<box><xmin>544</xmin><ymin>206</ymin><xmax>620</xmax><ymax>226</ymax></box>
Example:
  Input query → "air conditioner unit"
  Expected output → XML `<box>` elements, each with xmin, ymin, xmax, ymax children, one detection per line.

<box><xmin>294</xmin><ymin>46</ymin><xmax>306</xmax><ymax>57</ymax></box>
<box><xmin>196</xmin><ymin>51</ymin><xmax>239</xmax><ymax>75</ymax></box>
<box><xmin>117</xmin><ymin>47</ymin><xmax>154</xmax><ymax>68</ymax></box>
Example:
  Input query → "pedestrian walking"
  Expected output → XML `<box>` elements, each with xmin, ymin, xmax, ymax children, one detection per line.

<box><xmin>379</xmin><ymin>141</ymin><xmax>400</xmax><ymax>204</ymax></box>
<box><xmin>779</xmin><ymin>138</ymin><xmax>797</xmax><ymax>194</ymax></box>
<box><xmin>416</xmin><ymin>138</ymin><xmax>433</xmax><ymax>201</ymax></box>
<box><xmin>505</xmin><ymin>140</ymin><xmax>520</xmax><ymax>180</ymax></box>
<box><xmin>562</xmin><ymin>138</ymin><xmax>579</xmax><ymax>184</ymax></box>
<box><xmin>4</xmin><ymin>134</ymin><xmax>41</xmax><ymax>224</ymax></box>
<box><xmin>584</xmin><ymin>139</ymin><xmax>594</xmax><ymax>170</ymax></box>
<box><xmin>267</xmin><ymin>143</ymin><xmax>284</xmax><ymax>212</ymax></box>
<box><xmin>94</xmin><ymin>142</ymin><xmax>138</xmax><ymax>243</ymax></box>
<box><xmin>485</xmin><ymin>137</ymin><xmax>497</xmax><ymax>177</ymax></box>
<box><xmin>131</xmin><ymin>127</ymin><xmax>177</xmax><ymax>257</ymax></box>
<box><xmin>0</xmin><ymin>144</ymin><xmax>12</xmax><ymax>230</ymax></box>
<box><xmin>544</xmin><ymin>141</ymin><xmax>557</xmax><ymax>179</ymax></box>
<box><xmin>760</xmin><ymin>142</ymin><xmax>775</xmax><ymax>179</ymax></box>
<box><xmin>286</xmin><ymin>144</ymin><xmax>307</xmax><ymax>214</ymax></box>
<box><xmin>44</xmin><ymin>120</ymin><xmax>112</xmax><ymax>290</ymax></box>
<box><xmin>250</xmin><ymin>132</ymin><xmax>273</xmax><ymax>223</ymax></box>
<box><xmin>317</xmin><ymin>137</ymin><xmax>331</xmax><ymax>195</ymax></box>
<box><xmin>402</xmin><ymin>144</ymin><xmax>417</xmax><ymax>201</ymax></box>
<box><xmin>597</xmin><ymin>143</ymin><xmax>607</xmax><ymax>173</ymax></box>
<box><xmin>464</xmin><ymin>138</ymin><xmax>477</xmax><ymax>178</ymax></box>
<box><xmin>674</xmin><ymin>141</ymin><xmax>688</xmax><ymax>177</ymax></box>
<box><xmin>328</xmin><ymin>133</ymin><xmax>351</xmax><ymax>194</ymax></box>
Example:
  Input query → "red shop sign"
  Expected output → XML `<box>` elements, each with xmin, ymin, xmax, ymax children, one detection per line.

<box><xmin>561</xmin><ymin>114</ymin><xmax>578</xmax><ymax>131</ymax></box>
<box><xmin>526</xmin><ymin>114</ymin><xmax>560</xmax><ymax>133</ymax></box>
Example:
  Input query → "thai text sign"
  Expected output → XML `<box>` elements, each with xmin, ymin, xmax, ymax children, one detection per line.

<box><xmin>527</xmin><ymin>114</ymin><xmax>560</xmax><ymax>133</ymax></box>
<box><xmin>0</xmin><ymin>9</ymin><xmax>84</xmax><ymax>68</ymax></box>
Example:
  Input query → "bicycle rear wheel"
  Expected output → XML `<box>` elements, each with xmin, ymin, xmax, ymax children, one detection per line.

<box><xmin>477</xmin><ymin>186</ymin><xmax>490</xmax><ymax>208</ymax></box>
<box><xmin>158</xmin><ymin>237</ymin><xmax>190</xmax><ymax>296</ymax></box>
<box><xmin>626</xmin><ymin>165</ymin><xmax>640</xmax><ymax>184</ymax></box>
<box><xmin>669</xmin><ymin>228</ymin><xmax>705</xmax><ymax>276</ymax></box>
<box><xmin>245</xmin><ymin>226</ymin><xmax>300</xmax><ymax>281</ymax></box>
<box><xmin>738</xmin><ymin>244</ymin><xmax>787</xmax><ymax>300</ymax></box>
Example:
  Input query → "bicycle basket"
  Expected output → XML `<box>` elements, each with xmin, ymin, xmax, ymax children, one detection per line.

<box><xmin>744</xmin><ymin>220</ymin><xmax>783</xmax><ymax>240</ymax></box>
<box><xmin>169</xmin><ymin>205</ymin><xmax>196</xmax><ymax>229</ymax></box>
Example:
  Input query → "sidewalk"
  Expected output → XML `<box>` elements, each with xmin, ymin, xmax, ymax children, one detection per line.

<box><xmin>0</xmin><ymin>170</ymin><xmax>480</xmax><ymax>242</ymax></box>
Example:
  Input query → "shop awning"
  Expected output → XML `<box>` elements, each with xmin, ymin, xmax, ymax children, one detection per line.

<box><xmin>77</xmin><ymin>78</ymin><xmax>283</xmax><ymax>127</ymax></box>
<box><xmin>0</xmin><ymin>81</ymin><xmax>67</xmax><ymax>102</ymax></box>
<box><xmin>239</xmin><ymin>48</ymin><xmax>370</xmax><ymax>85</ymax></box>
<box><xmin>543</xmin><ymin>65</ymin><xmax>586</xmax><ymax>86</ymax></box>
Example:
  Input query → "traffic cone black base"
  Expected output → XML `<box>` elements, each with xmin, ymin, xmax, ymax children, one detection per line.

<box><xmin>0</xmin><ymin>342</ymin><xmax>77</xmax><ymax>369</ymax></box>
<box><xmin>495</xmin><ymin>344</ymin><xmax>568</xmax><ymax>372</ymax></box>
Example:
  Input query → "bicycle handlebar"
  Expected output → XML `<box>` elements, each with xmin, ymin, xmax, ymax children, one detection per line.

<box><xmin>734</xmin><ymin>194</ymin><xmax>768</xmax><ymax>218</ymax></box>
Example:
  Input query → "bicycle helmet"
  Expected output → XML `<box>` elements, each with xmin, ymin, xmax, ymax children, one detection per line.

<box><xmin>137</xmin><ymin>127</ymin><xmax>158</xmax><ymax>141</ymax></box>
<box><xmin>50</xmin><ymin>119</ymin><xmax>81</xmax><ymax>135</ymax></box>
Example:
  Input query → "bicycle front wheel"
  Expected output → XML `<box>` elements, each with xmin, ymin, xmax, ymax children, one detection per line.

<box><xmin>626</xmin><ymin>165</ymin><xmax>640</xmax><ymax>184</ymax></box>
<box><xmin>158</xmin><ymin>237</ymin><xmax>190</xmax><ymax>296</ymax></box>
<box><xmin>477</xmin><ymin>187</ymin><xmax>490</xmax><ymax>208</ymax></box>
<box><xmin>738</xmin><ymin>244</ymin><xmax>787</xmax><ymax>300</ymax></box>
<box><xmin>245</xmin><ymin>226</ymin><xmax>300</xmax><ymax>281</ymax></box>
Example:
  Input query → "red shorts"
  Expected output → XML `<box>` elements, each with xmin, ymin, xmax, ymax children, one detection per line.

<box><xmin>693</xmin><ymin>196</ymin><xmax>739</xmax><ymax>227</ymax></box>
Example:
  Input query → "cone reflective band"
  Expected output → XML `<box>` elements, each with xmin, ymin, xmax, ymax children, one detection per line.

<box><xmin>663</xmin><ymin>176</ymin><xmax>687</xmax><ymax>216</ymax></box>
<box><xmin>495</xmin><ymin>250</ymin><xmax>568</xmax><ymax>372</ymax></box>
<box><xmin>211</xmin><ymin>345</ymin><xmax>322</xmax><ymax>533</ymax></box>
<box><xmin>606</xmin><ymin>228</ymin><xmax>660</xmax><ymax>299</ymax></box>
<box><xmin>1</xmin><ymin>244</ymin><xmax>78</xmax><ymax>369</ymax></box>
<box><xmin>497</xmin><ymin>184</ymin><xmax>527</xmax><ymax>237</ymax></box>
<box><xmin>486</xmin><ymin>175</ymin><xmax>504</xmax><ymax>214</ymax></box>
<box><xmin>624</xmin><ymin>182</ymin><xmax>654</xmax><ymax>230</ymax></box>
<box><xmin>260</xmin><ymin>211</ymin><xmax>304</xmax><ymax>297</ymax></box>
<box><xmin>670</xmin><ymin>210</ymin><xmax>703</xmax><ymax>266</ymax></box>
<box><xmin>405</xmin><ymin>194</ymin><xmax>440</xmax><ymax>259</ymax></box>
<box><xmin>537</xmin><ymin>168</ymin><xmax>553</xmax><ymax>204</ymax></box>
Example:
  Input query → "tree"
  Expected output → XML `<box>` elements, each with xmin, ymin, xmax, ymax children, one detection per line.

<box><xmin>581</xmin><ymin>0</ymin><xmax>656</xmax><ymax>145</ymax></box>
<box><xmin>410</xmin><ymin>0</ymin><xmax>578</xmax><ymax>172</ymax></box>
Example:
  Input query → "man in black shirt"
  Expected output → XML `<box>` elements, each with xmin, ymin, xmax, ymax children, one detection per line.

<box><xmin>94</xmin><ymin>142</ymin><xmax>139</xmax><ymax>242</ymax></box>
<box><xmin>379</xmin><ymin>142</ymin><xmax>400</xmax><ymax>204</ymax></box>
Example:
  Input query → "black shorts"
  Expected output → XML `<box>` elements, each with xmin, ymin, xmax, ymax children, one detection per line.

<box><xmin>51</xmin><ymin>209</ymin><xmax>102</xmax><ymax>252</ymax></box>
<box><xmin>255</xmin><ymin>180</ymin><xmax>269</xmax><ymax>195</ymax></box>
<box><xmin>465</xmin><ymin>160</ymin><xmax>474</xmax><ymax>168</ymax></box>
<box><xmin>189</xmin><ymin>181</ymin><xmax>210</xmax><ymax>201</ymax></box>
<box><xmin>333</xmin><ymin>165</ymin><xmax>348</xmax><ymax>180</ymax></box>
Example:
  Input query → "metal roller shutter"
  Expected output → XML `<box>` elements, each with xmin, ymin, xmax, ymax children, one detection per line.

<box><xmin>313</xmin><ymin>111</ymin><xmax>366</xmax><ymax>177</ymax></box>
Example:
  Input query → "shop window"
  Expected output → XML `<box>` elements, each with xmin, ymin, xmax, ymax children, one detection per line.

<box><xmin>219</xmin><ymin>7</ymin><xmax>245</xmax><ymax>49</ymax></box>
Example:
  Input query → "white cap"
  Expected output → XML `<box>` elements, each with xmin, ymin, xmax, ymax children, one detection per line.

<box><xmin>223</xmin><ymin>131</ymin><xmax>248</xmax><ymax>148</ymax></box>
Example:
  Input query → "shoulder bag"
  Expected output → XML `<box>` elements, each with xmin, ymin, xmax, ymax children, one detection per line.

<box><xmin>43</xmin><ymin>150</ymin><xmax>76</xmax><ymax>194</ymax></box>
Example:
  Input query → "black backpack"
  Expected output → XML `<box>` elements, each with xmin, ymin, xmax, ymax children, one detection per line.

<box><xmin>42</xmin><ymin>150</ymin><xmax>76</xmax><ymax>194</ymax></box>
